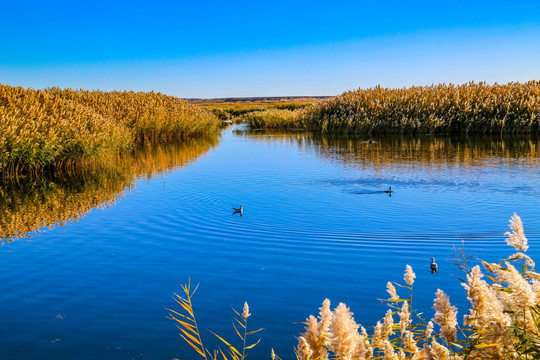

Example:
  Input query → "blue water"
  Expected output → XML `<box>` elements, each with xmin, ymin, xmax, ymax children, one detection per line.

<box><xmin>1</xmin><ymin>126</ymin><xmax>539</xmax><ymax>359</ymax></box>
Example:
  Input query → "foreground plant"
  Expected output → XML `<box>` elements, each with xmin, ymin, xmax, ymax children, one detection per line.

<box><xmin>170</xmin><ymin>214</ymin><xmax>539</xmax><ymax>359</ymax></box>
<box><xmin>168</xmin><ymin>281</ymin><xmax>262</xmax><ymax>360</ymax></box>
<box><xmin>296</xmin><ymin>213</ymin><xmax>540</xmax><ymax>359</ymax></box>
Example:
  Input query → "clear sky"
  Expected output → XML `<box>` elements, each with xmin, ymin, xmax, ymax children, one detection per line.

<box><xmin>1</xmin><ymin>0</ymin><xmax>539</xmax><ymax>98</ymax></box>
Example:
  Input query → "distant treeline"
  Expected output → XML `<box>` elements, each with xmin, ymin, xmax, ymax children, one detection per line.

<box><xmin>0</xmin><ymin>85</ymin><xmax>220</xmax><ymax>176</ymax></box>
<box><xmin>245</xmin><ymin>81</ymin><xmax>540</xmax><ymax>135</ymax></box>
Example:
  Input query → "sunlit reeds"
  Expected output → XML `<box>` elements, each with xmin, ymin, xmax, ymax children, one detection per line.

<box><xmin>245</xmin><ymin>82</ymin><xmax>540</xmax><ymax>135</ymax></box>
<box><xmin>242</xmin><ymin>109</ymin><xmax>305</xmax><ymax>129</ymax></box>
<box><xmin>0</xmin><ymin>84</ymin><xmax>219</xmax><ymax>176</ymax></box>
<box><xmin>195</xmin><ymin>102</ymin><xmax>314</xmax><ymax>122</ymax></box>
<box><xmin>294</xmin><ymin>213</ymin><xmax>540</xmax><ymax>359</ymax></box>
<box><xmin>48</xmin><ymin>87</ymin><xmax>220</xmax><ymax>142</ymax></box>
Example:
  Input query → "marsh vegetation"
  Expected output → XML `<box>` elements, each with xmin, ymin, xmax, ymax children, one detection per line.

<box><xmin>195</xmin><ymin>101</ymin><xmax>314</xmax><ymax>122</ymax></box>
<box><xmin>244</xmin><ymin>82</ymin><xmax>540</xmax><ymax>135</ymax></box>
<box><xmin>0</xmin><ymin>85</ymin><xmax>219</xmax><ymax>176</ymax></box>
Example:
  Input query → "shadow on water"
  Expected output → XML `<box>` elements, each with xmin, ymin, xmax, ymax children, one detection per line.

<box><xmin>0</xmin><ymin>135</ymin><xmax>219</xmax><ymax>242</ymax></box>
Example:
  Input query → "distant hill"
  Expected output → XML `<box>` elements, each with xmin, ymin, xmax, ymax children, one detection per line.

<box><xmin>185</xmin><ymin>96</ymin><xmax>332</xmax><ymax>103</ymax></box>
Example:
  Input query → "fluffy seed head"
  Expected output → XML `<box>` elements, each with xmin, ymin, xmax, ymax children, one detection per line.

<box><xmin>432</xmin><ymin>289</ymin><xmax>458</xmax><ymax>344</ymax></box>
<box><xmin>404</xmin><ymin>265</ymin><xmax>416</xmax><ymax>286</ymax></box>
<box><xmin>243</xmin><ymin>302</ymin><xmax>251</xmax><ymax>319</ymax></box>
<box><xmin>296</xmin><ymin>336</ymin><xmax>313</xmax><ymax>360</ymax></box>
<box><xmin>399</xmin><ymin>300</ymin><xmax>411</xmax><ymax>335</ymax></box>
<box><xmin>504</xmin><ymin>213</ymin><xmax>528</xmax><ymax>252</ymax></box>
<box><xmin>386</xmin><ymin>281</ymin><xmax>398</xmax><ymax>300</ymax></box>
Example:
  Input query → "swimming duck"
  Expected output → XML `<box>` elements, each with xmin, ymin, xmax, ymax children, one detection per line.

<box><xmin>384</xmin><ymin>187</ymin><xmax>392</xmax><ymax>194</ymax></box>
<box><xmin>431</xmin><ymin>257</ymin><xmax>438</xmax><ymax>274</ymax></box>
<box><xmin>232</xmin><ymin>205</ymin><xmax>243</xmax><ymax>216</ymax></box>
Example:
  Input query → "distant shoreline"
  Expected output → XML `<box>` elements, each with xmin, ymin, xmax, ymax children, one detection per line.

<box><xmin>185</xmin><ymin>96</ymin><xmax>332</xmax><ymax>103</ymax></box>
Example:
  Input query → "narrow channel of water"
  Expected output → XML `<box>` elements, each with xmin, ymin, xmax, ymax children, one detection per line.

<box><xmin>0</xmin><ymin>126</ymin><xmax>538</xmax><ymax>359</ymax></box>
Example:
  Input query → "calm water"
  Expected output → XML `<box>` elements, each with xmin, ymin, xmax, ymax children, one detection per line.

<box><xmin>1</xmin><ymin>126</ymin><xmax>539</xmax><ymax>359</ymax></box>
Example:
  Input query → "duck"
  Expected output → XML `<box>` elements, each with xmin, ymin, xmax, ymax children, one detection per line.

<box><xmin>431</xmin><ymin>257</ymin><xmax>438</xmax><ymax>274</ymax></box>
<box><xmin>384</xmin><ymin>187</ymin><xmax>392</xmax><ymax>194</ymax></box>
<box><xmin>232</xmin><ymin>205</ymin><xmax>243</xmax><ymax>216</ymax></box>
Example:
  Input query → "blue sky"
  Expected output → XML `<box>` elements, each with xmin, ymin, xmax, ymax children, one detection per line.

<box><xmin>1</xmin><ymin>1</ymin><xmax>539</xmax><ymax>97</ymax></box>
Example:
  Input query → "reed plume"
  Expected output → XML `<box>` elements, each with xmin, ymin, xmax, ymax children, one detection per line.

<box><xmin>505</xmin><ymin>212</ymin><xmax>528</xmax><ymax>252</ymax></box>
<box><xmin>404</xmin><ymin>265</ymin><xmax>416</xmax><ymax>286</ymax></box>
<box><xmin>386</xmin><ymin>282</ymin><xmax>399</xmax><ymax>300</ymax></box>
<box><xmin>432</xmin><ymin>290</ymin><xmax>458</xmax><ymax>345</ymax></box>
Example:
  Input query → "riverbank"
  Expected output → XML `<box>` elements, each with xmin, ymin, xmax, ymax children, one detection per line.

<box><xmin>245</xmin><ymin>81</ymin><xmax>540</xmax><ymax>135</ymax></box>
<box><xmin>0</xmin><ymin>85</ymin><xmax>220</xmax><ymax>177</ymax></box>
<box><xmin>3</xmin><ymin>81</ymin><xmax>538</xmax><ymax>177</ymax></box>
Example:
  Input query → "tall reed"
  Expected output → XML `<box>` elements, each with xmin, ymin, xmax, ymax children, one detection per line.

<box><xmin>48</xmin><ymin>87</ymin><xmax>220</xmax><ymax>143</ymax></box>
<box><xmin>168</xmin><ymin>280</ymin><xmax>262</xmax><ymax>360</ymax></box>
<box><xmin>245</xmin><ymin>82</ymin><xmax>540</xmax><ymax>135</ymax></box>
<box><xmin>295</xmin><ymin>213</ymin><xmax>540</xmax><ymax>359</ymax></box>
<box><xmin>0</xmin><ymin>84</ymin><xmax>220</xmax><ymax>176</ymax></box>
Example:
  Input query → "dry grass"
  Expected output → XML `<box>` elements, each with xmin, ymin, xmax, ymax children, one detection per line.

<box><xmin>242</xmin><ymin>109</ymin><xmax>305</xmax><ymax>129</ymax></box>
<box><xmin>0</xmin><ymin>84</ymin><xmax>220</xmax><ymax>176</ymax></box>
<box><xmin>244</xmin><ymin>82</ymin><xmax>540</xmax><ymax>135</ymax></box>
<box><xmin>195</xmin><ymin>102</ymin><xmax>313</xmax><ymax>122</ymax></box>
<box><xmin>48</xmin><ymin>87</ymin><xmax>220</xmax><ymax>142</ymax></box>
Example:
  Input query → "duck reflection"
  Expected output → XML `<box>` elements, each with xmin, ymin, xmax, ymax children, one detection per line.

<box><xmin>232</xmin><ymin>205</ymin><xmax>244</xmax><ymax>216</ymax></box>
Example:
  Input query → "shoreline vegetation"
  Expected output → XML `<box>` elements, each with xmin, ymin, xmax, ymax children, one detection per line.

<box><xmin>0</xmin><ymin>84</ymin><xmax>220</xmax><ymax>177</ymax></box>
<box><xmin>241</xmin><ymin>82</ymin><xmax>540</xmax><ymax>135</ymax></box>
<box><xmin>172</xmin><ymin>214</ymin><xmax>540</xmax><ymax>360</ymax></box>
<box><xmin>2</xmin><ymin>81</ymin><xmax>538</xmax><ymax>176</ymax></box>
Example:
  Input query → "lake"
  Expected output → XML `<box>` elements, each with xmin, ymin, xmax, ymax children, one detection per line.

<box><xmin>1</xmin><ymin>125</ymin><xmax>539</xmax><ymax>359</ymax></box>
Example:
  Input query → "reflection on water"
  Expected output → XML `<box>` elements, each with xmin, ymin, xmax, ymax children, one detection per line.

<box><xmin>236</xmin><ymin>129</ymin><xmax>540</xmax><ymax>167</ymax></box>
<box><xmin>1</xmin><ymin>126</ymin><xmax>539</xmax><ymax>360</ymax></box>
<box><xmin>0</xmin><ymin>135</ymin><xmax>219</xmax><ymax>242</ymax></box>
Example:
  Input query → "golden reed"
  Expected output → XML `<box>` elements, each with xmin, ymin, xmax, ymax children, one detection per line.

<box><xmin>246</xmin><ymin>82</ymin><xmax>540</xmax><ymax>135</ymax></box>
<box><xmin>0</xmin><ymin>84</ymin><xmax>220</xmax><ymax>176</ymax></box>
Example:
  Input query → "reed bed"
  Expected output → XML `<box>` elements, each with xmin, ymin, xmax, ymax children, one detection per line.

<box><xmin>247</xmin><ymin>82</ymin><xmax>540</xmax><ymax>135</ymax></box>
<box><xmin>48</xmin><ymin>87</ymin><xmax>220</xmax><ymax>142</ymax></box>
<box><xmin>0</xmin><ymin>84</ymin><xmax>219</xmax><ymax>176</ymax></box>
<box><xmin>196</xmin><ymin>102</ymin><xmax>313</xmax><ymax>122</ymax></box>
<box><xmin>242</xmin><ymin>109</ymin><xmax>305</xmax><ymax>129</ymax></box>
<box><xmin>172</xmin><ymin>214</ymin><xmax>540</xmax><ymax>359</ymax></box>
